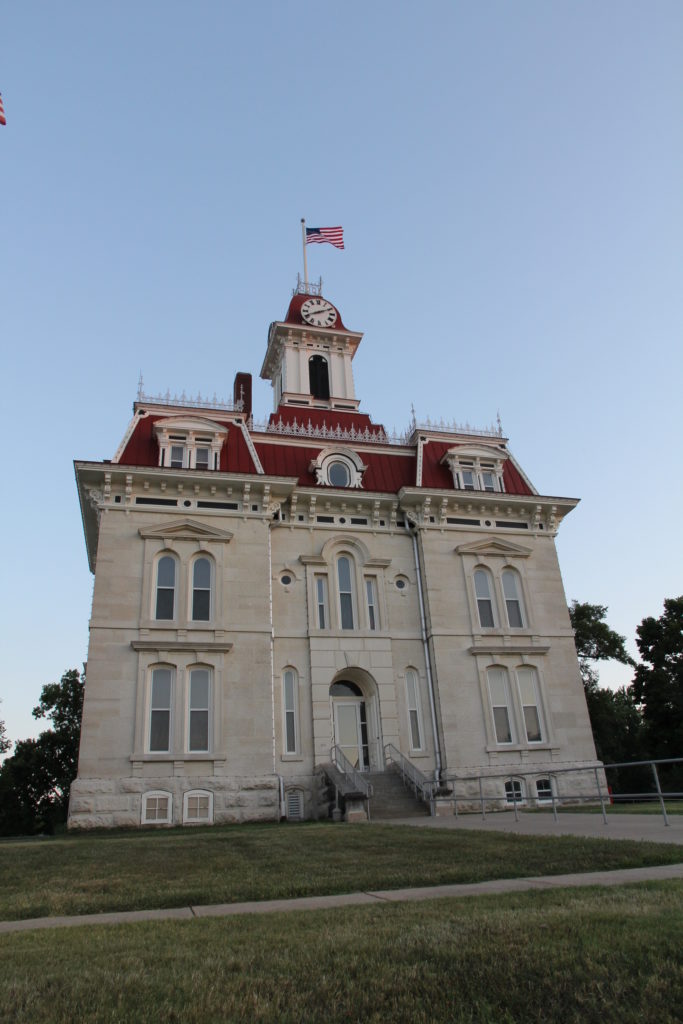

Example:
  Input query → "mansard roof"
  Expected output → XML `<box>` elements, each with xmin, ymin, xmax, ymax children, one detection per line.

<box><xmin>110</xmin><ymin>402</ymin><xmax>535</xmax><ymax>497</ymax></box>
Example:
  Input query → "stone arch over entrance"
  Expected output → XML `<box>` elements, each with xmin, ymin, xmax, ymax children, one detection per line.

<box><xmin>329</xmin><ymin>668</ymin><xmax>383</xmax><ymax>771</ymax></box>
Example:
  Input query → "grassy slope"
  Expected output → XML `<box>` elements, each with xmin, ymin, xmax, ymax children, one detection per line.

<box><xmin>0</xmin><ymin>821</ymin><xmax>682</xmax><ymax>921</ymax></box>
<box><xmin>1</xmin><ymin>883</ymin><xmax>681</xmax><ymax>1024</ymax></box>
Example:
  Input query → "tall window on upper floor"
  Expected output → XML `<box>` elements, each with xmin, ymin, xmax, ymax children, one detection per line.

<box><xmin>474</xmin><ymin>569</ymin><xmax>497</xmax><ymax>628</ymax></box>
<box><xmin>502</xmin><ymin>570</ymin><xmax>526</xmax><ymax>628</ymax></box>
<box><xmin>282</xmin><ymin>668</ymin><xmax>299</xmax><ymax>755</ymax></box>
<box><xmin>405</xmin><ymin>668</ymin><xmax>424</xmax><ymax>751</ymax></box>
<box><xmin>515</xmin><ymin>667</ymin><xmax>544</xmax><ymax>743</ymax></box>
<box><xmin>155</xmin><ymin>556</ymin><xmax>177</xmax><ymax>620</ymax></box>
<box><xmin>192</xmin><ymin>557</ymin><xmax>212</xmax><ymax>621</ymax></box>
<box><xmin>315</xmin><ymin>575</ymin><xmax>329</xmax><ymax>629</ymax></box>
<box><xmin>188</xmin><ymin>669</ymin><xmax>210</xmax><ymax>752</ymax></box>
<box><xmin>149</xmin><ymin>668</ymin><xmax>173</xmax><ymax>752</ymax></box>
<box><xmin>337</xmin><ymin>556</ymin><xmax>356</xmax><ymax>629</ymax></box>
<box><xmin>309</xmin><ymin>355</ymin><xmax>330</xmax><ymax>400</ymax></box>
<box><xmin>365</xmin><ymin>577</ymin><xmax>379</xmax><ymax>630</ymax></box>
<box><xmin>487</xmin><ymin>667</ymin><xmax>514</xmax><ymax>744</ymax></box>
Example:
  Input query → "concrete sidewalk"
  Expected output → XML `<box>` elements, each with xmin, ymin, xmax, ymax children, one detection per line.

<box><xmin>387</xmin><ymin>810</ymin><xmax>683</xmax><ymax>845</ymax></box>
<box><xmin>1</xmin><ymin>862</ymin><xmax>681</xmax><ymax>936</ymax></box>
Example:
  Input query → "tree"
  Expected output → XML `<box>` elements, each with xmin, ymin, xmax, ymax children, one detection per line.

<box><xmin>0</xmin><ymin>668</ymin><xmax>84</xmax><ymax>836</ymax></box>
<box><xmin>0</xmin><ymin>701</ymin><xmax>10</xmax><ymax>756</ymax></box>
<box><xmin>632</xmin><ymin>597</ymin><xmax>683</xmax><ymax>785</ymax></box>
<box><xmin>569</xmin><ymin>602</ymin><xmax>643</xmax><ymax>785</ymax></box>
<box><xmin>569</xmin><ymin>600</ymin><xmax>635</xmax><ymax>690</ymax></box>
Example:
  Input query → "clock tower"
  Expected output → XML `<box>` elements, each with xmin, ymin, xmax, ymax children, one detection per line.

<box><xmin>260</xmin><ymin>280</ymin><xmax>363</xmax><ymax>412</ymax></box>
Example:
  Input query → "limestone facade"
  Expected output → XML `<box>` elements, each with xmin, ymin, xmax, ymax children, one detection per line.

<box><xmin>69</xmin><ymin>285</ymin><xmax>598</xmax><ymax>828</ymax></box>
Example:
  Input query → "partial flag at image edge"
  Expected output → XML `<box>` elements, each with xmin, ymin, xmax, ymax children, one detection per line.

<box><xmin>305</xmin><ymin>226</ymin><xmax>344</xmax><ymax>249</ymax></box>
<box><xmin>0</xmin><ymin>94</ymin><xmax>6</xmax><ymax>126</ymax></box>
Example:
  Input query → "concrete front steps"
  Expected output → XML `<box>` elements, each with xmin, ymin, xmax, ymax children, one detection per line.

<box><xmin>366</xmin><ymin>769</ymin><xmax>430</xmax><ymax>820</ymax></box>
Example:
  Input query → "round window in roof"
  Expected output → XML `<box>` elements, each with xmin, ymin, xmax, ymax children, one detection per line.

<box><xmin>328</xmin><ymin>461</ymin><xmax>351</xmax><ymax>487</ymax></box>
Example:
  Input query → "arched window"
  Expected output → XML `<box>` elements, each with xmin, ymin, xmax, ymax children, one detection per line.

<box><xmin>149</xmin><ymin>668</ymin><xmax>173</xmax><ymax>751</ymax></box>
<box><xmin>502</xmin><ymin>569</ymin><xmax>525</xmax><ymax>628</ymax></box>
<box><xmin>405</xmin><ymin>668</ymin><xmax>423</xmax><ymax>751</ymax></box>
<box><xmin>142</xmin><ymin>790</ymin><xmax>172</xmax><ymax>824</ymax></box>
<box><xmin>282</xmin><ymin>668</ymin><xmax>299</xmax><ymax>755</ymax></box>
<box><xmin>536</xmin><ymin>778</ymin><xmax>553</xmax><ymax>804</ymax></box>
<box><xmin>474</xmin><ymin>569</ymin><xmax>497</xmax><ymax>628</ymax></box>
<box><xmin>487</xmin><ymin>667</ymin><xmax>514</xmax><ymax>744</ymax></box>
<box><xmin>192</xmin><ymin>557</ymin><xmax>212</xmax><ymax>621</ymax></box>
<box><xmin>155</xmin><ymin>555</ymin><xmax>177</xmax><ymax>620</ymax></box>
<box><xmin>183</xmin><ymin>789</ymin><xmax>213</xmax><ymax>824</ymax></box>
<box><xmin>505</xmin><ymin>779</ymin><xmax>524</xmax><ymax>804</ymax></box>
<box><xmin>337</xmin><ymin>555</ymin><xmax>356</xmax><ymax>629</ymax></box>
<box><xmin>188</xmin><ymin>668</ymin><xmax>210</xmax><ymax>752</ymax></box>
<box><xmin>515</xmin><ymin>667</ymin><xmax>543</xmax><ymax>743</ymax></box>
<box><xmin>309</xmin><ymin>355</ymin><xmax>330</xmax><ymax>400</ymax></box>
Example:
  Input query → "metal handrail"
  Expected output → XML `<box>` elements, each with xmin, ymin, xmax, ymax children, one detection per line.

<box><xmin>444</xmin><ymin>756</ymin><xmax>683</xmax><ymax>826</ymax></box>
<box><xmin>330</xmin><ymin>746</ymin><xmax>373</xmax><ymax>799</ymax></box>
<box><xmin>384</xmin><ymin>744</ymin><xmax>437</xmax><ymax>810</ymax></box>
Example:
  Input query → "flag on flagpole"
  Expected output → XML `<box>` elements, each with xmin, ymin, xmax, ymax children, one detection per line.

<box><xmin>0</xmin><ymin>94</ymin><xmax>6</xmax><ymax>126</ymax></box>
<box><xmin>305</xmin><ymin>226</ymin><xmax>344</xmax><ymax>249</ymax></box>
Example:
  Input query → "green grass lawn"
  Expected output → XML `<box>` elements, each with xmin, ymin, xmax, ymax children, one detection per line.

<box><xmin>1</xmin><ymin>882</ymin><xmax>681</xmax><ymax>1023</ymax></box>
<box><xmin>1</xmin><ymin>821</ymin><xmax>682</xmax><ymax>921</ymax></box>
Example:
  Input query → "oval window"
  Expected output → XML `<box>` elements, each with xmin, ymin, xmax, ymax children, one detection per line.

<box><xmin>328</xmin><ymin>461</ymin><xmax>350</xmax><ymax>487</ymax></box>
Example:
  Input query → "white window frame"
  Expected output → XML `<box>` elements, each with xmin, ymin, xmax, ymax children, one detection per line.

<box><xmin>442</xmin><ymin>447</ymin><xmax>506</xmax><ymax>494</ymax></box>
<box><xmin>187</xmin><ymin>667</ymin><xmax>211</xmax><ymax>753</ymax></box>
<box><xmin>502</xmin><ymin>569</ymin><xmax>526</xmax><ymax>629</ymax></box>
<box><xmin>154</xmin><ymin>553</ymin><xmax>178</xmax><ymax>621</ymax></box>
<box><xmin>183</xmin><ymin>789</ymin><xmax>214</xmax><ymax>824</ymax></box>
<box><xmin>282</xmin><ymin>668</ymin><xmax>300</xmax><ymax>756</ymax></box>
<box><xmin>474</xmin><ymin>568</ymin><xmax>498</xmax><ymax>629</ymax></box>
<box><xmin>404</xmin><ymin>668</ymin><xmax>424</xmax><ymax>752</ymax></box>
<box><xmin>315</xmin><ymin>575</ymin><xmax>329</xmax><ymax>630</ymax></box>
<box><xmin>309</xmin><ymin>447</ymin><xmax>367</xmax><ymax>488</ymax></box>
<box><xmin>535</xmin><ymin>778</ymin><xmax>554</xmax><ymax>805</ymax></box>
<box><xmin>365</xmin><ymin>576</ymin><xmax>380</xmax><ymax>631</ymax></box>
<box><xmin>487</xmin><ymin>667</ymin><xmax>515</xmax><ymax>745</ymax></box>
<box><xmin>336</xmin><ymin>554</ymin><xmax>357</xmax><ymax>630</ymax></box>
<box><xmin>154</xmin><ymin>418</ymin><xmax>227</xmax><ymax>472</ymax></box>
<box><xmin>504</xmin><ymin>779</ymin><xmax>525</xmax><ymax>805</ymax></box>
<box><xmin>149</xmin><ymin>667</ymin><xmax>173</xmax><ymax>753</ymax></box>
<box><xmin>190</xmin><ymin>555</ymin><xmax>213</xmax><ymax>623</ymax></box>
<box><xmin>514</xmin><ymin>666</ymin><xmax>545</xmax><ymax>744</ymax></box>
<box><xmin>142</xmin><ymin>790</ymin><xmax>173</xmax><ymax>825</ymax></box>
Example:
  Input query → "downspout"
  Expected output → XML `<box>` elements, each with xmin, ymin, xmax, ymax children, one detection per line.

<box><xmin>404</xmin><ymin>516</ymin><xmax>442</xmax><ymax>782</ymax></box>
<box><xmin>269</xmin><ymin>502</ymin><xmax>287</xmax><ymax>820</ymax></box>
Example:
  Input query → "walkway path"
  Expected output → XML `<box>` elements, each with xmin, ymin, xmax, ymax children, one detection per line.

<box><xmin>1</xmin><ymin>862</ymin><xmax>681</xmax><ymax>936</ymax></box>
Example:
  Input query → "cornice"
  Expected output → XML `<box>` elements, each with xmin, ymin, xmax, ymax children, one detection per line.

<box><xmin>131</xmin><ymin>640</ymin><xmax>234</xmax><ymax>654</ymax></box>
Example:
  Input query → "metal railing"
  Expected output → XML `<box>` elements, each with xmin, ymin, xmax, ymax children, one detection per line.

<box><xmin>384</xmin><ymin>744</ymin><xmax>437</xmax><ymax>813</ymax></box>
<box><xmin>330</xmin><ymin>745</ymin><xmax>374</xmax><ymax>800</ymax></box>
<box><xmin>445</xmin><ymin>757</ymin><xmax>683</xmax><ymax>826</ymax></box>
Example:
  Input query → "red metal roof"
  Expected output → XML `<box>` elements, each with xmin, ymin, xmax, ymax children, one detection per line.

<box><xmin>115</xmin><ymin>411</ymin><xmax>533</xmax><ymax>496</ymax></box>
<box><xmin>283</xmin><ymin>293</ymin><xmax>348</xmax><ymax>330</ymax></box>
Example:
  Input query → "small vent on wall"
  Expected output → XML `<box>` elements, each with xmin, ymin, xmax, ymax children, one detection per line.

<box><xmin>286</xmin><ymin>789</ymin><xmax>304</xmax><ymax>821</ymax></box>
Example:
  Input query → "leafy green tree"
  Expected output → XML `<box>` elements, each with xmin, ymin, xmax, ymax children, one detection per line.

<box><xmin>0</xmin><ymin>714</ymin><xmax>10</xmax><ymax>755</ymax></box>
<box><xmin>569</xmin><ymin>602</ymin><xmax>644</xmax><ymax>787</ymax></box>
<box><xmin>632</xmin><ymin>597</ymin><xmax>683</xmax><ymax>788</ymax></box>
<box><xmin>0</xmin><ymin>669</ymin><xmax>84</xmax><ymax>836</ymax></box>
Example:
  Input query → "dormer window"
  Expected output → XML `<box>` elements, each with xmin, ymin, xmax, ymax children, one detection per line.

<box><xmin>154</xmin><ymin>418</ymin><xmax>228</xmax><ymax>472</ymax></box>
<box><xmin>441</xmin><ymin>446</ymin><xmax>506</xmax><ymax>494</ymax></box>
<box><xmin>310</xmin><ymin>447</ymin><xmax>367</xmax><ymax>488</ymax></box>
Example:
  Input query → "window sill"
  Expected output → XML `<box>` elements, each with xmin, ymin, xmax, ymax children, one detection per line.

<box><xmin>485</xmin><ymin>743</ymin><xmax>555</xmax><ymax>754</ymax></box>
<box><xmin>280</xmin><ymin>754</ymin><xmax>304</xmax><ymax>762</ymax></box>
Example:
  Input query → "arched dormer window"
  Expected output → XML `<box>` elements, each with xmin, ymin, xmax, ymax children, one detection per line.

<box><xmin>474</xmin><ymin>568</ymin><xmax>498</xmax><ymax>628</ymax></box>
<box><xmin>154</xmin><ymin>417</ymin><xmax>228</xmax><ymax>471</ymax></box>
<box><xmin>309</xmin><ymin>355</ymin><xmax>330</xmax><ymax>400</ymax></box>
<box><xmin>155</xmin><ymin>555</ymin><xmax>178</xmax><ymax>620</ymax></box>
<box><xmin>441</xmin><ymin>444</ymin><xmax>507</xmax><ymax>493</ymax></box>
<box><xmin>309</xmin><ymin>447</ymin><xmax>367</xmax><ymax>488</ymax></box>
<box><xmin>191</xmin><ymin>556</ymin><xmax>213</xmax><ymax>621</ymax></box>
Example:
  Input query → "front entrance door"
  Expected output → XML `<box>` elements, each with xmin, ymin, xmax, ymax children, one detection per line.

<box><xmin>333</xmin><ymin>700</ymin><xmax>370</xmax><ymax>770</ymax></box>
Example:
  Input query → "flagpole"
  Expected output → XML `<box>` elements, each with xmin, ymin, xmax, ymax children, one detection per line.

<box><xmin>301</xmin><ymin>218</ymin><xmax>308</xmax><ymax>291</ymax></box>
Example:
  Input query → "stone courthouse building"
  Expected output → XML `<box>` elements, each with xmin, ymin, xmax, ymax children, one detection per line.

<box><xmin>69</xmin><ymin>282</ymin><xmax>599</xmax><ymax>828</ymax></box>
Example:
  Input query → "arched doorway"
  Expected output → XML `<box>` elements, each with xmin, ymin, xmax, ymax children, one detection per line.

<box><xmin>330</xmin><ymin>680</ymin><xmax>373</xmax><ymax>770</ymax></box>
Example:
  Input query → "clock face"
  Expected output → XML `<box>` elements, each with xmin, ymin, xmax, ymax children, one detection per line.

<box><xmin>301</xmin><ymin>297</ymin><xmax>338</xmax><ymax>328</ymax></box>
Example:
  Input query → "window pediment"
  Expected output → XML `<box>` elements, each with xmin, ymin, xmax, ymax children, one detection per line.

<box><xmin>139</xmin><ymin>519</ymin><xmax>233</xmax><ymax>543</ymax></box>
<box><xmin>455</xmin><ymin>538</ymin><xmax>531</xmax><ymax>558</ymax></box>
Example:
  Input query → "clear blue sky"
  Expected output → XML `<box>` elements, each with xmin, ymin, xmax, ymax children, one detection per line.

<box><xmin>2</xmin><ymin>1</ymin><xmax>682</xmax><ymax>746</ymax></box>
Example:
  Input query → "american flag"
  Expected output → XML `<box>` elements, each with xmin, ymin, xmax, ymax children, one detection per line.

<box><xmin>0</xmin><ymin>94</ymin><xmax>6</xmax><ymax>127</ymax></box>
<box><xmin>305</xmin><ymin>226</ymin><xmax>344</xmax><ymax>249</ymax></box>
